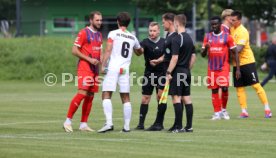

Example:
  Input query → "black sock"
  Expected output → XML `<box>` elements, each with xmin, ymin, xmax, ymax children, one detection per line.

<box><xmin>185</xmin><ymin>103</ymin><xmax>193</xmax><ymax>129</ymax></box>
<box><xmin>138</xmin><ymin>104</ymin><xmax>148</xmax><ymax>125</ymax></box>
<box><xmin>154</xmin><ymin>103</ymin><xmax>167</xmax><ymax>125</ymax></box>
<box><xmin>173</xmin><ymin>103</ymin><xmax>183</xmax><ymax>129</ymax></box>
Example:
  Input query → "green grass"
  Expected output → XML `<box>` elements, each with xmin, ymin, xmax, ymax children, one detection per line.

<box><xmin>0</xmin><ymin>80</ymin><xmax>275</xmax><ymax>158</ymax></box>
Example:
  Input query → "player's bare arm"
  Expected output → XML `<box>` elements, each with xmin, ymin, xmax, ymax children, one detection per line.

<box><xmin>101</xmin><ymin>42</ymin><xmax>113</xmax><ymax>74</ymax></box>
<box><xmin>150</xmin><ymin>54</ymin><xmax>164</xmax><ymax>66</ymax></box>
<box><xmin>166</xmin><ymin>54</ymin><xmax>178</xmax><ymax>81</ymax></box>
<box><xmin>201</xmin><ymin>43</ymin><xmax>210</xmax><ymax>57</ymax></box>
<box><xmin>134</xmin><ymin>47</ymin><xmax>144</xmax><ymax>56</ymax></box>
<box><xmin>189</xmin><ymin>53</ymin><xmax>196</xmax><ymax>69</ymax></box>
<box><xmin>231</xmin><ymin>47</ymin><xmax>241</xmax><ymax>79</ymax></box>
<box><xmin>72</xmin><ymin>45</ymin><xmax>99</xmax><ymax>65</ymax></box>
<box><xmin>236</xmin><ymin>44</ymin><xmax>244</xmax><ymax>53</ymax></box>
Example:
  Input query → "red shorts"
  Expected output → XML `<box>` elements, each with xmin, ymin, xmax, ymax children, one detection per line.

<box><xmin>207</xmin><ymin>70</ymin><xmax>230</xmax><ymax>89</ymax></box>
<box><xmin>77</xmin><ymin>71</ymin><xmax>99</xmax><ymax>93</ymax></box>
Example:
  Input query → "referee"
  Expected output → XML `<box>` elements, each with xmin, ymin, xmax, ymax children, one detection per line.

<box><xmin>146</xmin><ymin>13</ymin><xmax>178</xmax><ymax>131</ymax></box>
<box><xmin>135</xmin><ymin>22</ymin><xmax>166</xmax><ymax>130</ymax></box>
<box><xmin>166</xmin><ymin>14</ymin><xmax>195</xmax><ymax>133</ymax></box>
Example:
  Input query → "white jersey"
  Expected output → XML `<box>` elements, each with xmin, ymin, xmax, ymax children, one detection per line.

<box><xmin>107</xmin><ymin>29</ymin><xmax>141</xmax><ymax>71</ymax></box>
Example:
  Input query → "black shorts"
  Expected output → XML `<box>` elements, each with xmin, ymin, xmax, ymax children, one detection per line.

<box><xmin>142</xmin><ymin>71</ymin><xmax>166</xmax><ymax>95</ymax></box>
<box><xmin>169</xmin><ymin>67</ymin><xmax>191</xmax><ymax>96</ymax></box>
<box><xmin>233</xmin><ymin>63</ymin><xmax>259</xmax><ymax>87</ymax></box>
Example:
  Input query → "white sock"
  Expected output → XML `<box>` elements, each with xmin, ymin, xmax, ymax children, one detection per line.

<box><xmin>264</xmin><ymin>104</ymin><xmax>270</xmax><ymax>111</ymax></box>
<box><xmin>65</xmin><ymin>118</ymin><xmax>72</xmax><ymax>125</ymax></box>
<box><xmin>222</xmin><ymin>108</ymin><xmax>226</xmax><ymax>112</ymax></box>
<box><xmin>103</xmin><ymin>99</ymin><xmax>113</xmax><ymax>126</ymax></box>
<box><xmin>80</xmin><ymin>122</ymin><xmax>87</xmax><ymax>128</ymax></box>
<box><xmin>123</xmin><ymin>102</ymin><xmax>132</xmax><ymax>130</ymax></box>
<box><xmin>242</xmin><ymin>108</ymin><xmax>248</xmax><ymax>113</ymax></box>
<box><xmin>215</xmin><ymin>112</ymin><xmax>221</xmax><ymax>116</ymax></box>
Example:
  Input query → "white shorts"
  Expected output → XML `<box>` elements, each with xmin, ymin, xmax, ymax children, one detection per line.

<box><xmin>102</xmin><ymin>69</ymin><xmax>130</xmax><ymax>93</ymax></box>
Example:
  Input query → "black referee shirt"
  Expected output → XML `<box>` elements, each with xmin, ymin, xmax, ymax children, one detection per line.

<box><xmin>140</xmin><ymin>37</ymin><xmax>165</xmax><ymax>72</ymax></box>
<box><xmin>164</xmin><ymin>32</ymin><xmax>178</xmax><ymax>65</ymax></box>
<box><xmin>171</xmin><ymin>32</ymin><xmax>195</xmax><ymax>69</ymax></box>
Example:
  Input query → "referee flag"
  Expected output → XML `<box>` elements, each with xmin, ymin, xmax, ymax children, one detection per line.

<box><xmin>159</xmin><ymin>81</ymin><xmax>170</xmax><ymax>104</ymax></box>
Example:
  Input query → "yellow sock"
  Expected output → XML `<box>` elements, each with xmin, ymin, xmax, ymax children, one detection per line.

<box><xmin>236</xmin><ymin>87</ymin><xmax>247</xmax><ymax>109</ymax></box>
<box><xmin>252</xmin><ymin>83</ymin><xmax>269</xmax><ymax>105</ymax></box>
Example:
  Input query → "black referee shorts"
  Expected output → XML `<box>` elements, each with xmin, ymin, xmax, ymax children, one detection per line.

<box><xmin>142</xmin><ymin>71</ymin><xmax>166</xmax><ymax>95</ymax></box>
<box><xmin>233</xmin><ymin>63</ymin><xmax>259</xmax><ymax>87</ymax></box>
<box><xmin>169</xmin><ymin>67</ymin><xmax>191</xmax><ymax>96</ymax></box>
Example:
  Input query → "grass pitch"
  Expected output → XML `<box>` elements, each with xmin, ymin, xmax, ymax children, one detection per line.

<box><xmin>0</xmin><ymin>80</ymin><xmax>275</xmax><ymax>158</ymax></box>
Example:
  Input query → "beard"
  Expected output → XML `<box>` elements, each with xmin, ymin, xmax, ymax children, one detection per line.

<box><xmin>92</xmin><ymin>23</ymin><xmax>101</xmax><ymax>31</ymax></box>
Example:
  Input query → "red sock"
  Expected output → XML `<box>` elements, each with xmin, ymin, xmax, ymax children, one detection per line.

<box><xmin>212</xmin><ymin>93</ymin><xmax>221</xmax><ymax>112</ymax></box>
<box><xmin>81</xmin><ymin>95</ymin><xmax>94</xmax><ymax>122</ymax></box>
<box><xmin>221</xmin><ymin>90</ymin><xmax>229</xmax><ymax>109</ymax></box>
<box><xmin>67</xmin><ymin>93</ymin><xmax>86</xmax><ymax>119</ymax></box>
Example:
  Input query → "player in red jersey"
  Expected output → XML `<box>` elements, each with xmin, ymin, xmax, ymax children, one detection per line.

<box><xmin>201</xmin><ymin>16</ymin><xmax>240</xmax><ymax>120</ymax></box>
<box><xmin>63</xmin><ymin>11</ymin><xmax>103</xmax><ymax>132</ymax></box>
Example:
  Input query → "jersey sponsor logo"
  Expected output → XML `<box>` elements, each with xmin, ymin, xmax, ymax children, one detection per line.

<box><xmin>210</xmin><ymin>47</ymin><xmax>223</xmax><ymax>52</ymax></box>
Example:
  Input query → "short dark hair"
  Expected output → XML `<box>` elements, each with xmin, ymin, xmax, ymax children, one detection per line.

<box><xmin>149</xmin><ymin>21</ymin><xmax>160</xmax><ymax>28</ymax></box>
<box><xmin>117</xmin><ymin>12</ymin><xmax>131</xmax><ymax>27</ymax></box>
<box><xmin>162</xmin><ymin>13</ymin><xmax>175</xmax><ymax>22</ymax></box>
<box><xmin>231</xmin><ymin>10</ymin><xmax>242</xmax><ymax>20</ymax></box>
<box><xmin>175</xmin><ymin>14</ymin><xmax>187</xmax><ymax>26</ymax></box>
<box><xmin>210</xmin><ymin>16</ymin><xmax>222</xmax><ymax>23</ymax></box>
<box><xmin>89</xmin><ymin>11</ymin><xmax>101</xmax><ymax>20</ymax></box>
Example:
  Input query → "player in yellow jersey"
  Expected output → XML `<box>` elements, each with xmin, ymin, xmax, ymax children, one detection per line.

<box><xmin>230</xmin><ymin>10</ymin><xmax>272</xmax><ymax>118</ymax></box>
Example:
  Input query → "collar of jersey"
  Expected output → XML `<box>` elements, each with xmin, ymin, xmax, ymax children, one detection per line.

<box><xmin>212</xmin><ymin>31</ymin><xmax>223</xmax><ymax>36</ymax></box>
<box><xmin>148</xmin><ymin>36</ymin><xmax>160</xmax><ymax>43</ymax></box>
<box><xmin>87</xmin><ymin>26</ymin><xmax>97</xmax><ymax>33</ymax></box>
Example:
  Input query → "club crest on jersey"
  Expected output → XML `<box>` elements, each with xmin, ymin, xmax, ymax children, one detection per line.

<box><xmin>155</xmin><ymin>46</ymin><xmax>159</xmax><ymax>50</ymax></box>
<box><xmin>208</xmin><ymin>39</ymin><xmax>212</xmax><ymax>43</ymax></box>
<box><xmin>166</xmin><ymin>48</ymin><xmax>171</xmax><ymax>54</ymax></box>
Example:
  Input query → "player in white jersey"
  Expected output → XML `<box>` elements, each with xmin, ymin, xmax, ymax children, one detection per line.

<box><xmin>98</xmin><ymin>12</ymin><xmax>144</xmax><ymax>133</ymax></box>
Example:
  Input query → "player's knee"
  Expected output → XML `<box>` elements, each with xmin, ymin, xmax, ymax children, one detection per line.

<box><xmin>221</xmin><ymin>87</ymin><xmax>228</xmax><ymax>92</ymax></box>
<box><xmin>212</xmin><ymin>88</ymin><xmax>219</xmax><ymax>94</ymax></box>
<box><xmin>141</xmin><ymin>95</ymin><xmax>151</xmax><ymax>104</ymax></box>
<box><xmin>252</xmin><ymin>83</ymin><xmax>264</xmax><ymax>94</ymax></box>
<box><xmin>236</xmin><ymin>87</ymin><xmax>245</xmax><ymax>96</ymax></box>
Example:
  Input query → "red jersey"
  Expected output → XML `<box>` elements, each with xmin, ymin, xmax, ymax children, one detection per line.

<box><xmin>202</xmin><ymin>31</ymin><xmax>236</xmax><ymax>71</ymax></box>
<box><xmin>74</xmin><ymin>27</ymin><xmax>102</xmax><ymax>74</ymax></box>
<box><xmin>221</xmin><ymin>24</ymin><xmax>230</xmax><ymax>34</ymax></box>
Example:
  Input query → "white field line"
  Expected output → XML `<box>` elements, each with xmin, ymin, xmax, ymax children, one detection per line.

<box><xmin>0</xmin><ymin>118</ymin><xmax>123</xmax><ymax>126</ymax></box>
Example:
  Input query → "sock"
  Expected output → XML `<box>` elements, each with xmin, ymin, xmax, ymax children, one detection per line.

<box><xmin>242</xmin><ymin>108</ymin><xmax>248</xmax><ymax>113</ymax></box>
<box><xmin>138</xmin><ymin>104</ymin><xmax>148</xmax><ymax>126</ymax></box>
<box><xmin>236</xmin><ymin>87</ymin><xmax>247</xmax><ymax>109</ymax></box>
<box><xmin>81</xmin><ymin>95</ymin><xmax>94</xmax><ymax>122</ymax></box>
<box><xmin>252</xmin><ymin>83</ymin><xmax>269</xmax><ymax>106</ymax></box>
<box><xmin>123</xmin><ymin>102</ymin><xmax>132</xmax><ymax>130</ymax></box>
<box><xmin>264</xmin><ymin>104</ymin><xmax>270</xmax><ymax>111</ymax></box>
<box><xmin>66</xmin><ymin>93</ymin><xmax>86</xmax><ymax>119</ymax></box>
<box><xmin>154</xmin><ymin>103</ymin><xmax>167</xmax><ymax>125</ymax></box>
<box><xmin>221</xmin><ymin>90</ymin><xmax>229</xmax><ymax>109</ymax></box>
<box><xmin>212</xmin><ymin>93</ymin><xmax>222</xmax><ymax>112</ymax></box>
<box><xmin>185</xmin><ymin>104</ymin><xmax>193</xmax><ymax>129</ymax></box>
<box><xmin>173</xmin><ymin>103</ymin><xmax>183</xmax><ymax>129</ymax></box>
<box><xmin>65</xmin><ymin>118</ymin><xmax>72</xmax><ymax>125</ymax></box>
<box><xmin>80</xmin><ymin>122</ymin><xmax>87</xmax><ymax>128</ymax></box>
<box><xmin>103</xmin><ymin>99</ymin><xmax>113</xmax><ymax>126</ymax></box>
